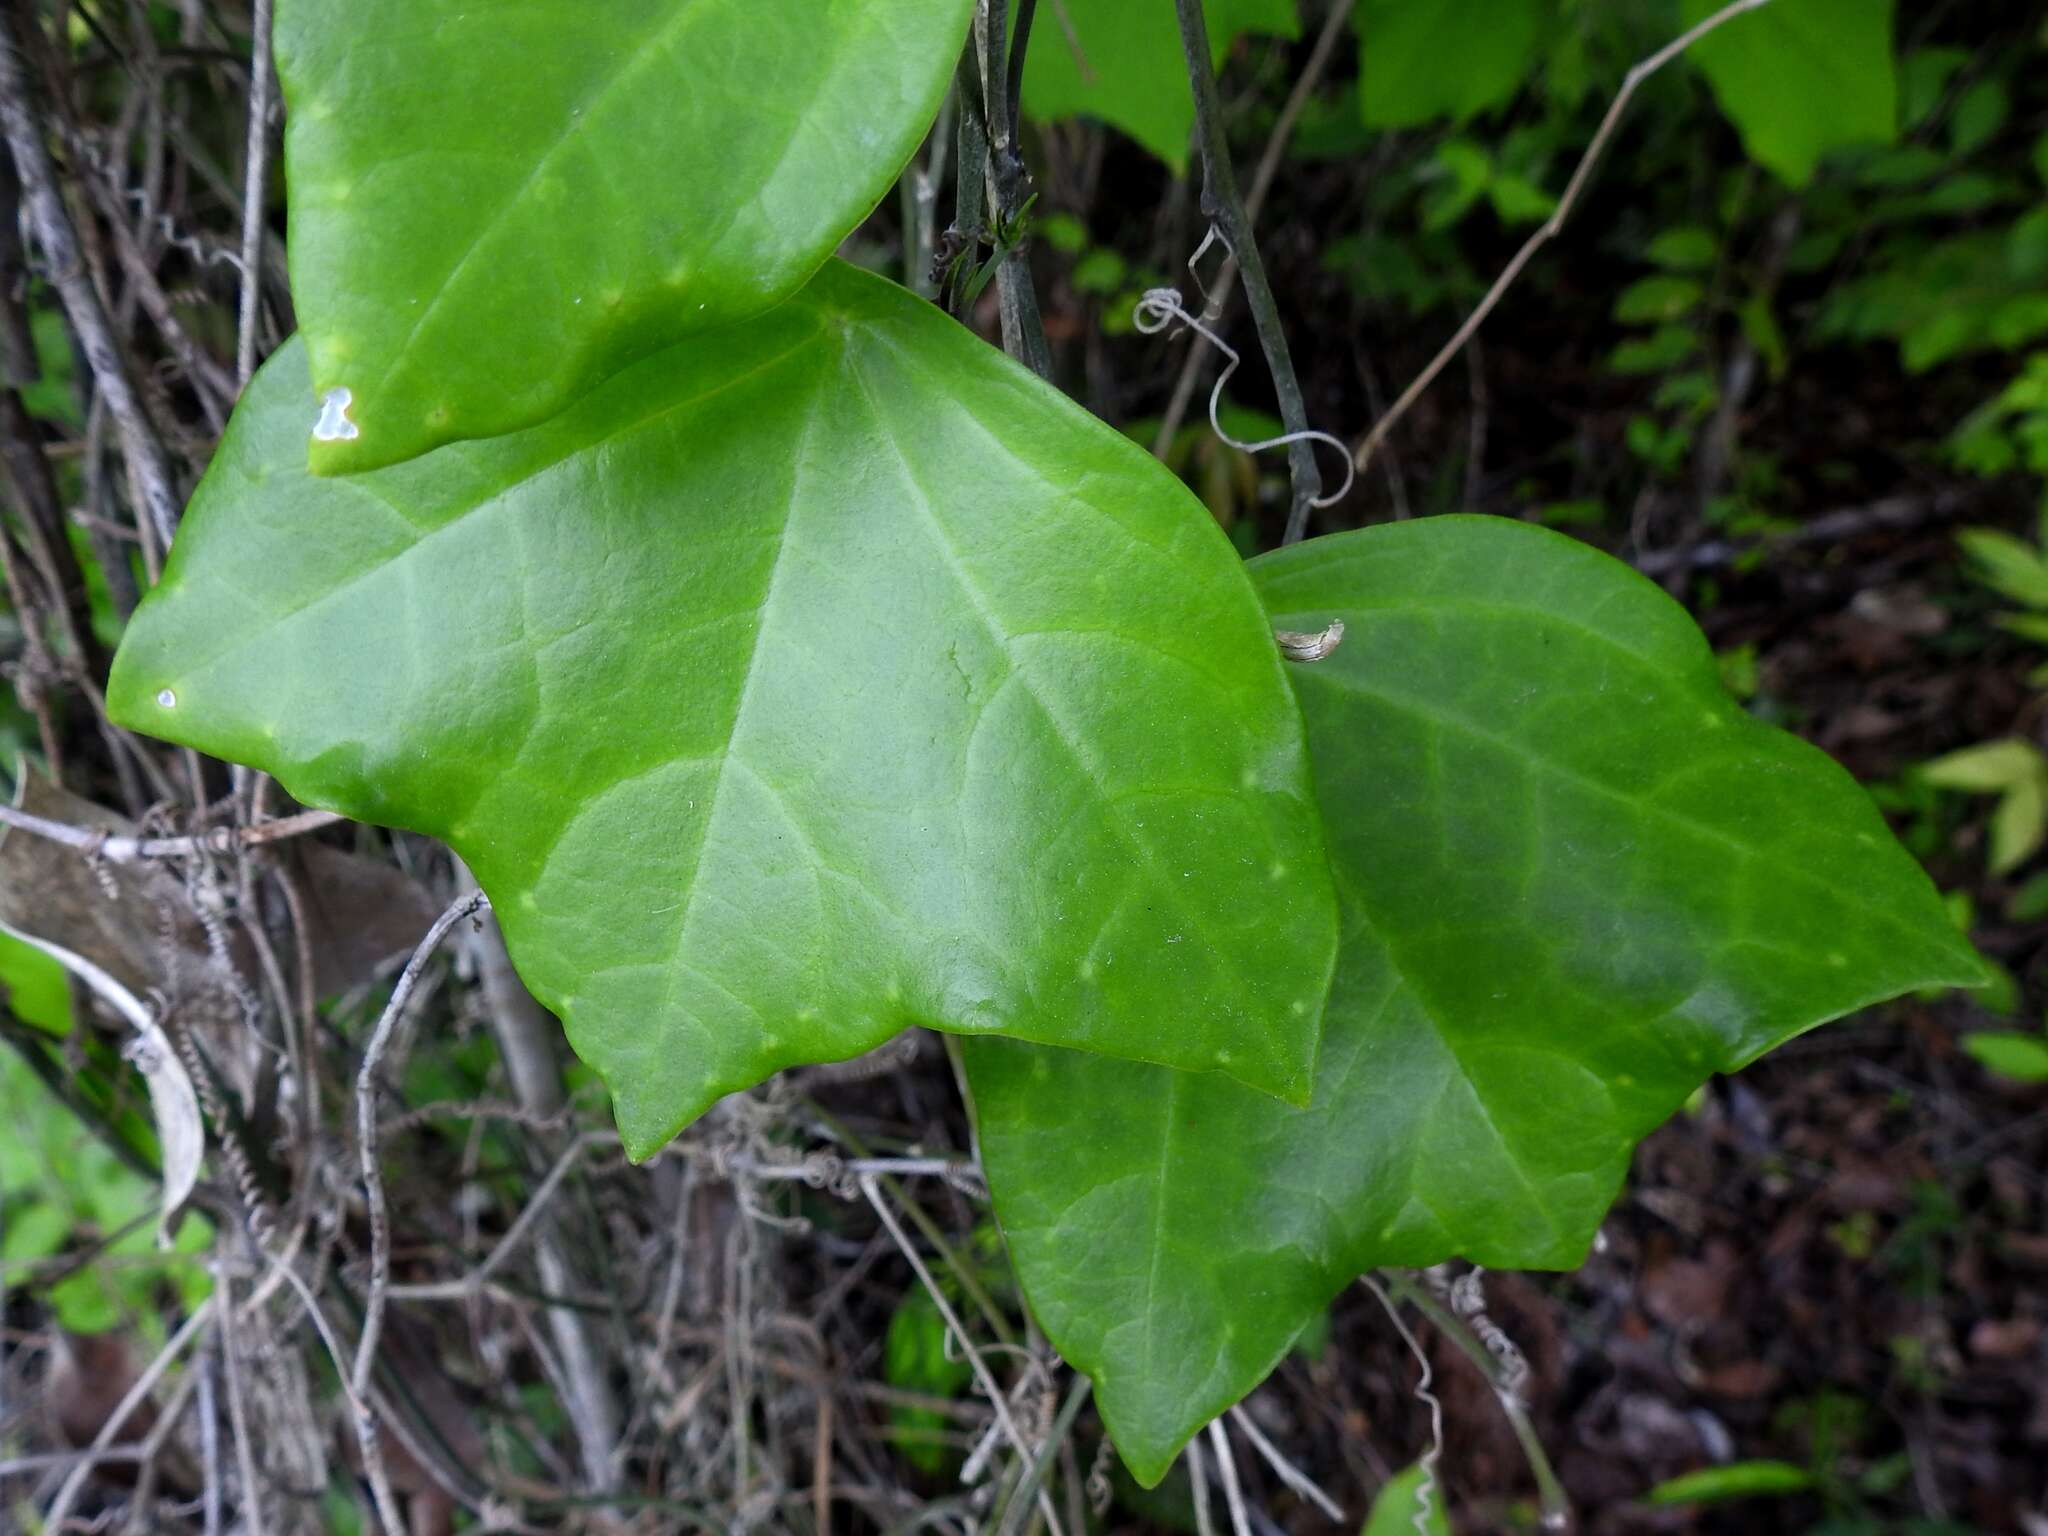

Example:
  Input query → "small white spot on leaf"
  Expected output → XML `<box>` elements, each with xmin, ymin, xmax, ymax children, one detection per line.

<box><xmin>313</xmin><ymin>386</ymin><xmax>360</xmax><ymax>442</ymax></box>
<box><xmin>156</xmin><ymin>688</ymin><xmax>177</xmax><ymax>709</ymax></box>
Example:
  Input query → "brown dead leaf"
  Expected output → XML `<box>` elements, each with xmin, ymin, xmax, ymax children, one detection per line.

<box><xmin>2000</xmin><ymin>1233</ymin><xmax>2048</xmax><ymax>1271</ymax></box>
<box><xmin>1968</xmin><ymin>1318</ymin><xmax>2043</xmax><ymax>1361</ymax></box>
<box><xmin>285</xmin><ymin>840</ymin><xmax>443</xmax><ymax>999</ymax></box>
<box><xmin>0</xmin><ymin>769</ymin><xmax>245</xmax><ymax>1001</ymax></box>
<box><xmin>1643</xmin><ymin>1241</ymin><xmax>1737</xmax><ymax>1332</ymax></box>
<box><xmin>1697</xmin><ymin>1359</ymin><xmax>1783</xmax><ymax>1399</ymax></box>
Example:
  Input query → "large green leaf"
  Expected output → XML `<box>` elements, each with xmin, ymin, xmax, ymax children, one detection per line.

<box><xmin>1356</xmin><ymin>0</ymin><xmax>1546</xmax><ymax>128</ymax></box>
<box><xmin>108</xmin><ymin>262</ymin><xmax>1338</xmax><ymax>1156</ymax></box>
<box><xmin>1681</xmin><ymin>0</ymin><xmax>1897</xmax><ymax>186</ymax></box>
<box><xmin>1018</xmin><ymin>0</ymin><xmax>1298</xmax><ymax>170</ymax></box>
<box><xmin>965</xmin><ymin>516</ymin><xmax>1984</xmax><ymax>1486</ymax></box>
<box><xmin>277</xmin><ymin>0</ymin><xmax>973</xmax><ymax>474</ymax></box>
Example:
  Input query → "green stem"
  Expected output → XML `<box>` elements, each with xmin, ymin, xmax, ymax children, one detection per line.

<box><xmin>948</xmin><ymin>45</ymin><xmax>990</xmax><ymax>319</ymax></box>
<box><xmin>1171</xmin><ymin>0</ymin><xmax>1324</xmax><ymax>542</ymax></box>
<box><xmin>1381</xmin><ymin>1270</ymin><xmax>1572</xmax><ymax>1529</ymax></box>
<box><xmin>974</xmin><ymin>0</ymin><xmax>1053</xmax><ymax>379</ymax></box>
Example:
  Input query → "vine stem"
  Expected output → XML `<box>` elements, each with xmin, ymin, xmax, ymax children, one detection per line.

<box><xmin>1351</xmin><ymin>0</ymin><xmax>1775</xmax><ymax>476</ymax></box>
<box><xmin>351</xmin><ymin>890</ymin><xmax>490</xmax><ymax>1530</ymax></box>
<box><xmin>1153</xmin><ymin>0</ymin><xmax>1356</xmax><ymax>461</ymax></box>
<box><xmin>234</xmin><ymin>0</ymin><xmax>276</xmax><ymax>390</ymax></box>
<box><xmin>859</xmin><ymin>1174</ymin><xmax>1064</xmax><ymax>1536</ymax></box>
<box><xmin>975</xmin><ymin>0</ymin><xmax>1053</xmax><ymax>379</ymax></box>
<box><xmin>39</xmin><ymin>1299</ymin><xmax>217</xmax><ymax>1535</ymax></box>
<box><xmin>1379</xmin><ymin>1270</ymin><xmax>1573</xmax><ymax>1531</ymax></box>
<box><xmin>1172</xmin><ymin>0</ymin><xmax>1324</xmax><ymax>544</ymax></box>
<box><xmin>0</xmin><ymin>801</ymin><xmax>344</xmax><ymax>862</ymax></box>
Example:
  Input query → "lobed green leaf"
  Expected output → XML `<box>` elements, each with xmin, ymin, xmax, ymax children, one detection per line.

<box><xmin>966</xmin><ymin>516</ymin><xmax>1984</xmax><ymax>1486</ymax></box>
<box><xmin>1681</xmin><ymin>0</ymin><xmax>1898</xmax><ymax>187</ymax></box>
<box><xmin>1018</xmin><ymin>0</ymin><xmax>1298</xmax><ymax>170</ymax></box>
<box><xmin>109</xmin><ymin>262</ymin><xmax>1338</xmax><ymax>1156</ymax></box>
<box><xmin>1356</xmin><ymin>0</ymin><xmax>1544</xmax><ymax>129</ymax></box>
<box><xmin>276</xmin><ymin>0</ymin><xmax>974</xmax><ymax>473</ymax></box>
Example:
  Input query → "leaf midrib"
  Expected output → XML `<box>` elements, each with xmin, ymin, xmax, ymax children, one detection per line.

<box><xmin>1313</xmin><ymin>663</ymin><xmax>1961</xmax><ymax>971</ymax></box>
<box><xmin>655</xmin><ymin>360</ymin><xmax>835</xmax><ymax>1036</ymax></box>
<box><xmin>843</xmin><ymin>335</ymin><xmax>1296</xmax><ymax>1077</ymax></box>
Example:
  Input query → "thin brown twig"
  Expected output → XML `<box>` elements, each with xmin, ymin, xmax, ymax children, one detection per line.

<box><xmin>384</xmin><ymin>1131</ymin><xmax>597</xmax><ymax>1301</ymax></box>
<box><xmin>213</xmin><ymin>1260</ymin><xmax>267</xmax><ymax>1536</ymax></box>
<box><xmin>234</xmin><ymin>0</ymin><xmax>275</xmax><ymax>389</ymax></box>
<box><xmin>1204</xmin><ymin>1419</ymin><xmax>1253</xmax><ymax>1536</ymax></box>
<box><xmin>40</xmin><ymin>1297</ymin><xmax>215</xmax><ymax>1533</ymax></box>
<box><xmin>0</xmin><ymin>802</ymin><xmax>344</xmax><ymax>862</ymax></box>
<box><xmin>1361</xmin><ymin>1275</ymin><xmax>1448</xmax><ymax>1536</ymax></box>
<box><xmin>1383</xmin><ymin>1270</ymin><xmax>1571</xmax><ymax>1531</ymax></box>
<box><xmin>858</xmin><ymin>1174</ymin><xmax>1064</xmax><ymax>1536</ymax></box>
<box><xmin>1227</xmin><ymin>1403</ymin><xmax>1345</xmax><ymax>1521</ymax></box>
<box><xmin>350</xmin><ymin>890</ymin><xmax>489</xmax><ymax>1526</ymax></box>
<box><xmin>1351</xmin><ymin>0</ymin><xmax>1776</xmax><ymax>475</ymax></box>
<box><xmin>1186</xmin><ymin>1430</ymin><xmax>1217</xmax><ymax>1536</ymax></box>
<box><xmin>0</xmin><ymin>8</ymin><xmax>183</xmax><ymax>548</ymax></box>
<box><xmin>258</xmin><ymin>1249</ymin><xmax>409</xmax><ymax>1536</ymax></box>
<box><xmin>975</xmin><ymin>0</ymin><xmax>1054</xmax><ymax>379</ymax></box>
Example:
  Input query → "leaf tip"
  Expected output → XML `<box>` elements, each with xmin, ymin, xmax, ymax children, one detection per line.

<box><xmin>1945</xmin><ymin>941</ymin><xmax>2001</xmax><ymax>994</ymax></box>
<box><xmin>605</xmin><ymin>1063</ymin><xmax>717</xmax><ymax>1165</ymax></box>
<box><xmin>1110</xmin><ymin>1427</ymin><xmax>1182</xmax><ymax>1493</ymax></box>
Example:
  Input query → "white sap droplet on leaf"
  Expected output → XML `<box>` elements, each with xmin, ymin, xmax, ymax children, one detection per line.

<box><xmin>313</xmin><ymin>386</ymin><xmax>360</xmax><ymax>442</ymax></box>
<box><xmin>156</xmin><ymin>688</ymin><xmax>176</xmax><ymax>708</ymax></box>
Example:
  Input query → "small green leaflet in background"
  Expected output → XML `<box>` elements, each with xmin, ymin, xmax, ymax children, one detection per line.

<box><xmin>0</xmin><ymin>1055</ymin><xmax>214</xmax><ymax>1334</ymax></box>
<box><xmin>0</xmin><ymin>929</ymin><xmax>74</xmax><ymax>1036</ymax></box>
<box><xmin>19</xmin><ymin>308</ymin><xmax>81</xmax><ymax>430</ymax></box>
<box><xmin>0</xmin><ymin>948</ymin><xmax>213</xmax><ymax>1337</ymax></box>
<box><xmin>1644</xmin><ymin>1459</ymin><xmax>1815</xmax><ymax>1505</ymax></box>
<box><xmin>1018</xmin><ymin>0</ymin><xmax>1298</xmax><ymax>170</ymax></box>
<box><xmin>1947</xmin><ymin>78</ymin><xmax>2010</xmax><ymax>159</ymax></box>
<box><xmin>1646</xmin><ymin>227</ymin><xmax>1721</xmax><ymax>272</ymax></box>
<box><xmin>276</xmin><ymin>0</ymin><xmax>973</xmax><ymax>473</ymax></box>
<box><xmin>1956</xmin><ymin>527</ymin><xmax>2048</xmax><ymax>611</ymax></box>
<box><xmin>966</xmin><ymin>517</ymin><xmax>1984</xmax><ymax>1485</ymax></box>
<box><xmin>1961</xmin><ymin>1029</ymin><xmax>2048</xmax><ymax>1083</ymax></box>
<box><xmin>108</xmin><ymin>261</ymin><xmax>1338</xmax><ymax>1158</ymax></box>
<box><xmin>1362</xmin><ymin>1464</ymin><xmax>1452</xmax><ymax>1535</ymax></box>
<box><xmin>1918</xmin><ymin>738</ymin><xmax>2048</xmax><ymax>874</ymax></box>
<box><xmin>1613</xmin><ymin>274</ymin><xmax>1704</xmax><ymax>326</ymax></box>
<box><xmin>1356</xmin><ymin>0</ymin><xmax>1546</xmax><ymax>128</ymax></box>
<box><xmin>1681</xmin><ymin>0</ymin><xmax>1898</xmax><ymax>186</ymax></box>
<box><xmin>884</xmin><ymin>1285</ymin><xmax>975</xmax><ymax>1473</ymax></box>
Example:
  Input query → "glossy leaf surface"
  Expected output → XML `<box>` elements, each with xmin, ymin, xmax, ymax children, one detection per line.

<box><xmin>966</xmin><ymin>516</ymin><xmax>1984</xmax><ymax>1485</ymax></box>
<box><xmin>1681</xmin><ymin>0</ymin><xmax>1897</xmax><ymax>186</ymax></box>
<box><xmin>109</xmin><ymin>262</ymin><xmax>1338</xmax><ymax>1156</ymax></box>
<box><xmin>277</xmin><ymin>0</ymin><xmax>973</xmax><ymax>473</ymax></box>
<box><xmin>1356</xmin><ymin>0</ymin><xmax>1544</xmax><ymax>128</ymax></box>
<box><xmin>1018</xmin><ymin>0</ymin><xmax>1297</xmax><ymax>169</ymax></box>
